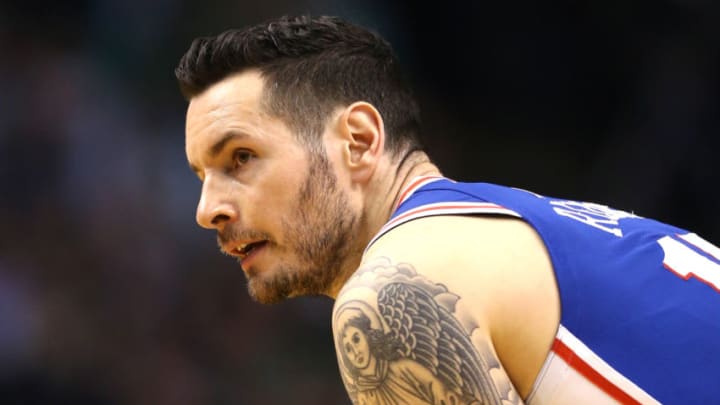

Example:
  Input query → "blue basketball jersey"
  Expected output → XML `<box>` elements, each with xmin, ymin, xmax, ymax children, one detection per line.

<box><xmin>367</xmin><ymin>176</ymin><xmax>720</xmax><ymax>404</ymax></box>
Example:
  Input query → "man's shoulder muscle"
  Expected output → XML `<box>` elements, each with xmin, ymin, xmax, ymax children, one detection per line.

<box><xmin>363</xmin><ymin>214</ymin><xmax>556</xmax><ymax>315</ymax></box>
<box><xmin>332</xmin><ymin>254</ymin><xmax>523</xmax><ymax>404</ymax></box>
<box><xmin>357</xmin><ymin>214</ymin><xmax>560</xmax><ymax>398</ymax></box>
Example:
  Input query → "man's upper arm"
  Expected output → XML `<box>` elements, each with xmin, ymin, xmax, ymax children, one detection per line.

<box><xmin>332</xmin><ymin>255</ymin><xmax>523</xmax><ymax>405</ymax></box>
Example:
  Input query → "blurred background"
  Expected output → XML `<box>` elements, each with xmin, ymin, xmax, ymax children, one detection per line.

<box><xmin>1</xmin><ymin>0</ymin><xmax>718</xmax><ymax>404</ymax></box>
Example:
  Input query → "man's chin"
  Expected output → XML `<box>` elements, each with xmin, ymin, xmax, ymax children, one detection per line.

<box><xmin>246</xmin><ymin>267</ymin><xmax>310</xmax><ymax>304</ymax></box>
<box><xmin>246</xmin><ymin>269</ymin><xmax>329</xmax><ymax>304</ymax></box>
<box><xmin>247</xmin><ymin>277</ymin><xmax>290</xmax><ymax>304</ymax></box>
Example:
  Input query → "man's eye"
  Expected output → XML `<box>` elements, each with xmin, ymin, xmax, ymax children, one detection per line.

<box><xmin>232</xmin><ymin>149</ymin><xmax>254</xmax><ymax>168</ymax></box>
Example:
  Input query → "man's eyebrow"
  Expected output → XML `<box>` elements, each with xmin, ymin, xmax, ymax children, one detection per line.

<box><xmin>210</xmin><ymin>131</ymin><xmax>249</xmax><ymax>158</ymax></box>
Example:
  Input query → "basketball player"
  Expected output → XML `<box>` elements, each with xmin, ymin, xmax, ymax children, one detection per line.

<box><xmin>176</xmin><ymin>15</ymin><xmax>720</xmax><ymax>404</ymax></box>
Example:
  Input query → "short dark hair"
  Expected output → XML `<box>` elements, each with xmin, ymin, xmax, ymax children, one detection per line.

<box><xmin>175</xmin><ymin>15</ymin><xmax>422</xmax><ymax>157</ymax></box>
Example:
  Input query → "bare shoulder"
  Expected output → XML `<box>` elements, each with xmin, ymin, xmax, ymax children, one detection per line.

<box><xmin>337</xmin><ymin>214</ymin><xmax>560</xmax><ymax>400</ymax></box>
<box><xmin>332</xmin><ymin>254</ymin><xmax>524</xmax><ymax>405</ymax></box>
<box><xmin>363</xmin><ymin>214</ymin><xmax>558</xmax><ymax>323</ymax></box>
<box><xmin>364</xmin><ymin>214</ymin><xmax>551</xmax><ymax>285</ymax></box>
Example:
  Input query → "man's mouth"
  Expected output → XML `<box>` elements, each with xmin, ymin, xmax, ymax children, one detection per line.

<box><xmin>235</xmin><ymin>240</ymin><xmax>268</xmax><ymax>260</ymax></box>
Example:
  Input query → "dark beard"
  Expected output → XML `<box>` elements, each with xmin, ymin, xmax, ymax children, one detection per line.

<box><xmin>247</xmin><ymin>148</ymin><xmax>359</xmax><ymax>304</ymax></box>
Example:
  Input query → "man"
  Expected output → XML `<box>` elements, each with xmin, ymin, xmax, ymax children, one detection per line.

<box><xmin>176</xmin><ymin>15</ymin><xmax>719</xmax><ymax>404</ymax></box>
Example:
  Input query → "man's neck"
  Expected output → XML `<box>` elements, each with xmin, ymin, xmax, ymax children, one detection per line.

<box><xmin>326</xmin><ymin>150</ymin><xmax>441</xmax><ymax>299</ymax></box>
<box><xmin>385</xmin><ymin>151</ymin><xmax>442</xmax><ymax>219</ymax></box>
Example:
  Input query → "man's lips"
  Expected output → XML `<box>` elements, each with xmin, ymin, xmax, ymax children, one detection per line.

<box><xmin>238</xmin><ymin>241</ymin><xmax>268</xmax><ymax>272</ymax></box>
<box><xmin>220</xmin><ymin>240</ymin><xmax>270</xmax><ymax>274</ymax></box>
<box><xmin>221</xmin><ymin>240</ymin><xmax>269</xmax><ymax>260</ymax></box>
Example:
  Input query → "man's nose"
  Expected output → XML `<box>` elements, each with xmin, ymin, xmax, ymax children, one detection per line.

<box><xmin>196</xmin><ymin>178</ymin><xmax>238</xmax><ymax>229</ymax></box>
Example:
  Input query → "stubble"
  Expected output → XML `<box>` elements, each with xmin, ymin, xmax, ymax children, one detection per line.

<box><xmin>248</xmin><ymin>148</ymin><xmax>360</xmax><ymax>303</ymax></box>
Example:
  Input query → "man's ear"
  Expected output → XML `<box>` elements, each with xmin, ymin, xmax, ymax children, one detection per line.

<box><xmin>337</xmin><ymin>101</ymin><xmax>385</xmax><ymax>183</ymax></box>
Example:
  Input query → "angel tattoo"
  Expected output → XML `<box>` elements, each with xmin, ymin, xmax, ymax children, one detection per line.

<box><xmin>335</xmin><ymin>281</ymin><xmax>504</xmax><ymax>405</ymax></box>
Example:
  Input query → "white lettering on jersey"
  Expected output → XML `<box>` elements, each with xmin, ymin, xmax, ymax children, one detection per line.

<box><xmin>658</xmin><ymin>233</ymin><xmax>720</xmax><ymax>293</ymax></box>
<box><xmin>550</xmin><ymin>200</ymin><xmax>638</xmax><ymax>237</ymax></box>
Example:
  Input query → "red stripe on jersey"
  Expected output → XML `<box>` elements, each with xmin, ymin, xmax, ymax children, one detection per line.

<box><xmin>552</xmin><ymin>338</ymin><xmax>642</xmax><ymax>405</ymax></box>
<box><xmin>379</xmin><ymin>204</ymin><xmax>518</xmax><ymax>236</ymax></box>
<box><xmin>364</xmin><ymin>202</ymin><xmax>521</xmax><ymax>254</ymax></box>
<box><xmin>390</xmin><ymin>203</ymin><xmax>508</xmax><ymax>223</ymax></box>
<box><xmin>395</xmin><ymin>176</ymin><xmax>443</xmax><ymax>209</ymax></box>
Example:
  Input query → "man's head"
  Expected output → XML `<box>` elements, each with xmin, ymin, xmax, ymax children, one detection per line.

<box><xmin>176</xmin><ymin>15</ymin><xmax>422</xmax><ymax>157</ymax></box>
<box><xmin>178</xmin><ymin>16</ymin><xmax>423</xmax><ymax>303</ymax></box>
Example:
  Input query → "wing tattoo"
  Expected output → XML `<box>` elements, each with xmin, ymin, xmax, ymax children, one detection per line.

<box><xmin>334</xmin><ymin>258</ymin><xmax>518</xmax><ymax>405</ymax></box>
<box><xmin>378</xmin><ymin>282</ymin><xmax>501</xmax><ymax>401</ymax></box>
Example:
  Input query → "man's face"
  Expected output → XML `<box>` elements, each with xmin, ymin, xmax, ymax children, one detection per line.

<box><xmin>185</xmin><ymin>70</ymin><xmax>359</xmax><ymax>303</ymax></box>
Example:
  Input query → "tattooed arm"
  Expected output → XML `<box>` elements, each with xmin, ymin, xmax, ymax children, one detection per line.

<box><xmin>332</xmin><ymin>256</ymin><xmax>524</xmax><ymax>405</ymax></box>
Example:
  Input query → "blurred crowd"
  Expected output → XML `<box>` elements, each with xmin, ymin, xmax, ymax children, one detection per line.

<box><xmin>1</xmin><ymin>1</ymin><xmax>718</xmax><ymax>404</ymax></box>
